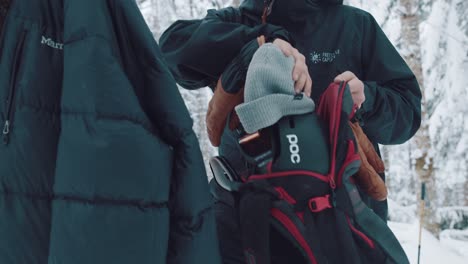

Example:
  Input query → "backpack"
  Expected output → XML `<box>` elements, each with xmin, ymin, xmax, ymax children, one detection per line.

<box><xmin>210</xmin><ymin>82</ymin><xmax>409</xmax><ymax>264</ymax></box>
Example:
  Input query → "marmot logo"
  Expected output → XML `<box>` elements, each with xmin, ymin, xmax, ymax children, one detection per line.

<box><xmin>41</xmin><ymin>36</ymin><xmax>63</xmax><ymax>50</ymax></box>
<box><xmin>286</xmin><ymin>134</ymin><xmax>301</xmax><ymax>164</ymax></box>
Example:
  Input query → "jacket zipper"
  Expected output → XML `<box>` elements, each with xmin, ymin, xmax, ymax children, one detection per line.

<box><xmin>3</xmin><ymin>30</ymin><xmax>26</xmax><ymax>145</ymax></box>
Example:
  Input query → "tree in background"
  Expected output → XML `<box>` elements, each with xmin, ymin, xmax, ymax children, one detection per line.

<box><xmin>348</xmin><ymin>0</ymin><xmax>468</xmax><ymax>235</ymax></box>
<box><xmin>400</xmin><ymin>0</ymin><xmax>438</xmax><ymax>236</ymax></box>
<box><xmin>422</xmin><ymin>0</ymin><xmax>468</xmax><ymax>211</ymax></box>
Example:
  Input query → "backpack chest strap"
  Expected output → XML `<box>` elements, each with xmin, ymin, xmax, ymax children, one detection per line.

<box><xmin>308</xmin><ymin>195</ymin><xmax>334</xmax><ymax>213</ymax></box>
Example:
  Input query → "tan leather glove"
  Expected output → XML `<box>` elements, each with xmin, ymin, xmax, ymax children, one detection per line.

<box><xmin>206</xmin><ymin>78</ymin><xmax>244</xmax><ymax>146</ymax></box>
<box><xmin>349</xmin><ymin>121</ymin><xmax>387</xmax><ymax>201</ymax></box>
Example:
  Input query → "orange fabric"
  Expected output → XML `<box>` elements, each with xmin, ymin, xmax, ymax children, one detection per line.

<box><xmin>257</xmin><ymin>35</ymin><xmax>266</xmax><ymax>47</ymax></box>
<box><xmin>349</xmin><ymin>122</ymin><xmax>385</xmax><ymax>173</ymax></box>
<box><xmin>349</xmin><ymin>121</ymin><xmax>388</xmax><ymax>201</ymax></box>
<box><xmin>206</xmin><ymin>78</ymin><xmax>244</xmax><ymax>146</ymax></box>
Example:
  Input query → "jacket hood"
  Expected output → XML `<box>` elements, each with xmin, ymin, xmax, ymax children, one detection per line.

<box><xmin>240</xmin><ymin>0</ymin><xmax>343</xmax><ymax>19</ymax></box>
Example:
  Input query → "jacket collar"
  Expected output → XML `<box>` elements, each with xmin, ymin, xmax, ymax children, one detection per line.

<box><xmin>240</xmin><ymin>0</ymin><xmax>343</xmax><ymax>17</ymax></box>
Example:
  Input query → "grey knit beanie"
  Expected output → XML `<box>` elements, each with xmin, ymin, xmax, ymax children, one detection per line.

<box><xmin>235</xmin><ymin>43</ymin><xmax>315</xmax><ymax>134</ymax></box>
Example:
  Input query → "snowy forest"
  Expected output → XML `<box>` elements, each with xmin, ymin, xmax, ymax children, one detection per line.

<box><xmin>136</xmin><ymin>0</ymin><xmax>468</xmax><ymax>262</ymax></box>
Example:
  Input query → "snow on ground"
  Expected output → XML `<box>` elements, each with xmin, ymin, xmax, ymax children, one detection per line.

<box><xmin>440</xmin><ymin>229</ymin><xmax>468</xmax><ymax>260</ymax></box>
<box><xmin>389</xmin><ymin>221</ymin><xmax>468</xmax><ymax>264</ymax></box>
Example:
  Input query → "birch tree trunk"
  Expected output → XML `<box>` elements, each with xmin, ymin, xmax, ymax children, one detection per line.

<box><xmin>465</xmin><ymin>157</ymin><xmax>468</xmax><ymax>206</ymax></box>
<box><xmin>400</xmin><ymin>0</ymin><xmax>439</xmax><ymax>236</ymax></box>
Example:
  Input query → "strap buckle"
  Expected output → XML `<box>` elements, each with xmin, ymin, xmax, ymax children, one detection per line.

<box><xmin>308</xmin><ymin>195</ymin><xmax>333</xmax><ymax>213</ymax></box>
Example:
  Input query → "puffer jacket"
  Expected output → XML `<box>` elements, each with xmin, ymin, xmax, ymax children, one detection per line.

<box><xmin>0</xmin><ymin>0</ymin><xmax>220</xmax><ymax>263</ymax></box>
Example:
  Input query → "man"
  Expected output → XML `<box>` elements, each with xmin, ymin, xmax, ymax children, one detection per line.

<box><xmin>0</xmin><ymin>1</ymin><xmax>220</xmax><ymax>263</ymax></box>
<box><xmin>161</xmin><ymin>0</ymin><xmax>421</xmax><ymax>262</ymax></box>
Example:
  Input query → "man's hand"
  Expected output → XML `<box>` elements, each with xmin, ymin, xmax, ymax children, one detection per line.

<box><xmin>273</xmin><ymin>39</ymin><xmax>312</xmax><ymax>97</ymax></box>
<box><xmin>334</xmin><ymin>71</ymin><xmax>365</xmax><ymax>108</ymax></box>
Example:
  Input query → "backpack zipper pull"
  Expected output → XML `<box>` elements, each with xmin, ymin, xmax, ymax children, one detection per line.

<box><xmin>329</xmin><ymin>176</ymin><xmax>336</xmax><ymax>189</ymax></box>
<box><xmin>3</xmin><ymin>120</ymin><xmax>10</xmax><ymax>145</ymax></box>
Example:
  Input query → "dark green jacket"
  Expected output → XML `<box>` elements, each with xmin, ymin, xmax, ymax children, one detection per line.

<box><xmin>0</xmin><ymin>0</ymin><xmax>220</xmax><ymax>263</ymax></box>
<box><xmin>160</xmin><ymin>0</ymin><xmax>422</xmax><ymax>220</ymax></box>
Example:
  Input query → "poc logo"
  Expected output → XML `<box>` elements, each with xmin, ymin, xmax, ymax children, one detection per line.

<box><xmin>286</xmin><ymin>134</ymin><xmax>301</xmax><ymax>164</ymax></box>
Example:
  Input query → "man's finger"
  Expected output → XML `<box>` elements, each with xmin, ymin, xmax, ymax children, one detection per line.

<box><xmin>304</xmin><ymin>76</ymin><xmax>312</xmax><ymax>97</ymax></box>
<box><xmin>292</xmin><ymin>62</ymin><xmax>305</xmax><ymax>81</ymax></box>
<box><xmin>278</xmin><ymin>44</ymin><xmax>292</xmax><ymax>56</ymax></box>
<box><xmin>351</xmin><ymin>92</ymin><xmax>365</xmax><ymax>107</ymax></box>
<box><xmin>292</xmin><ymin>49</ymin><xmax>306</xmax><ymax>62</ymax></box>
<box><xmin>334</xmin><ymin>71</ymin><xmax>356</xmax><ymax>83</ymax></box>
<box><xmin>294</xmin><ymin>73</ymin><xmax>308</xmax><ymax>93</ymax></box>
<box><xmin>348</xmin><ymin>78</ymin><xmax>364</xmax><ymax>93</ymax></box>
<box><xmin>273</xmin><ymin>39</ymin><xmax>293</xmax><ymax>56</ymax></box>
<box><xmin>283</xmin><ymin>47</ymin><xmax>292</xmax><ymax>57</ymax></box>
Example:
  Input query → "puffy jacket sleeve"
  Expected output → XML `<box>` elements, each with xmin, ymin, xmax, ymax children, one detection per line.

<box><xmin>149</xmin><ymin>62</ymin><xmax>221</xmax><ymax>264</ymax></box>
<box><xmin>358</xmin><ymin>13</ymin><xmax>422</xmax><ymax>144</ymax></box>
<box><xmin>118</xmin><ymin>2</ymin><xmax>221</xmax><ymax>263</ymax></box>
<box><xmin>159</xmin><ymin>7</ymin><xmax>290</xmax><ymax>91</ymax></box>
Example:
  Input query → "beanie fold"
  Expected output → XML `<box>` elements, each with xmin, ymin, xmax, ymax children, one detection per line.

<box><xmin>235</xmin><ymin>94</ymin><xmax>315</xmax><ymax>133</ymax></box>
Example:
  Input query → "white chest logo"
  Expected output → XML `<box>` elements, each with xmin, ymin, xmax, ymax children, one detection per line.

<box><xmin>286</xmin><ymin>134</ymin><xmax>301</xmax><ymax>164</ymax></box>
<box><xmin>41</xmin><ymin>36</ymin><xmax>63</xmax><ymax>50</ymax></box>
<box><xmin>310</xmin><ymin>49</ymin><xmax>340</xmax><ymax>64</ymax></box>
